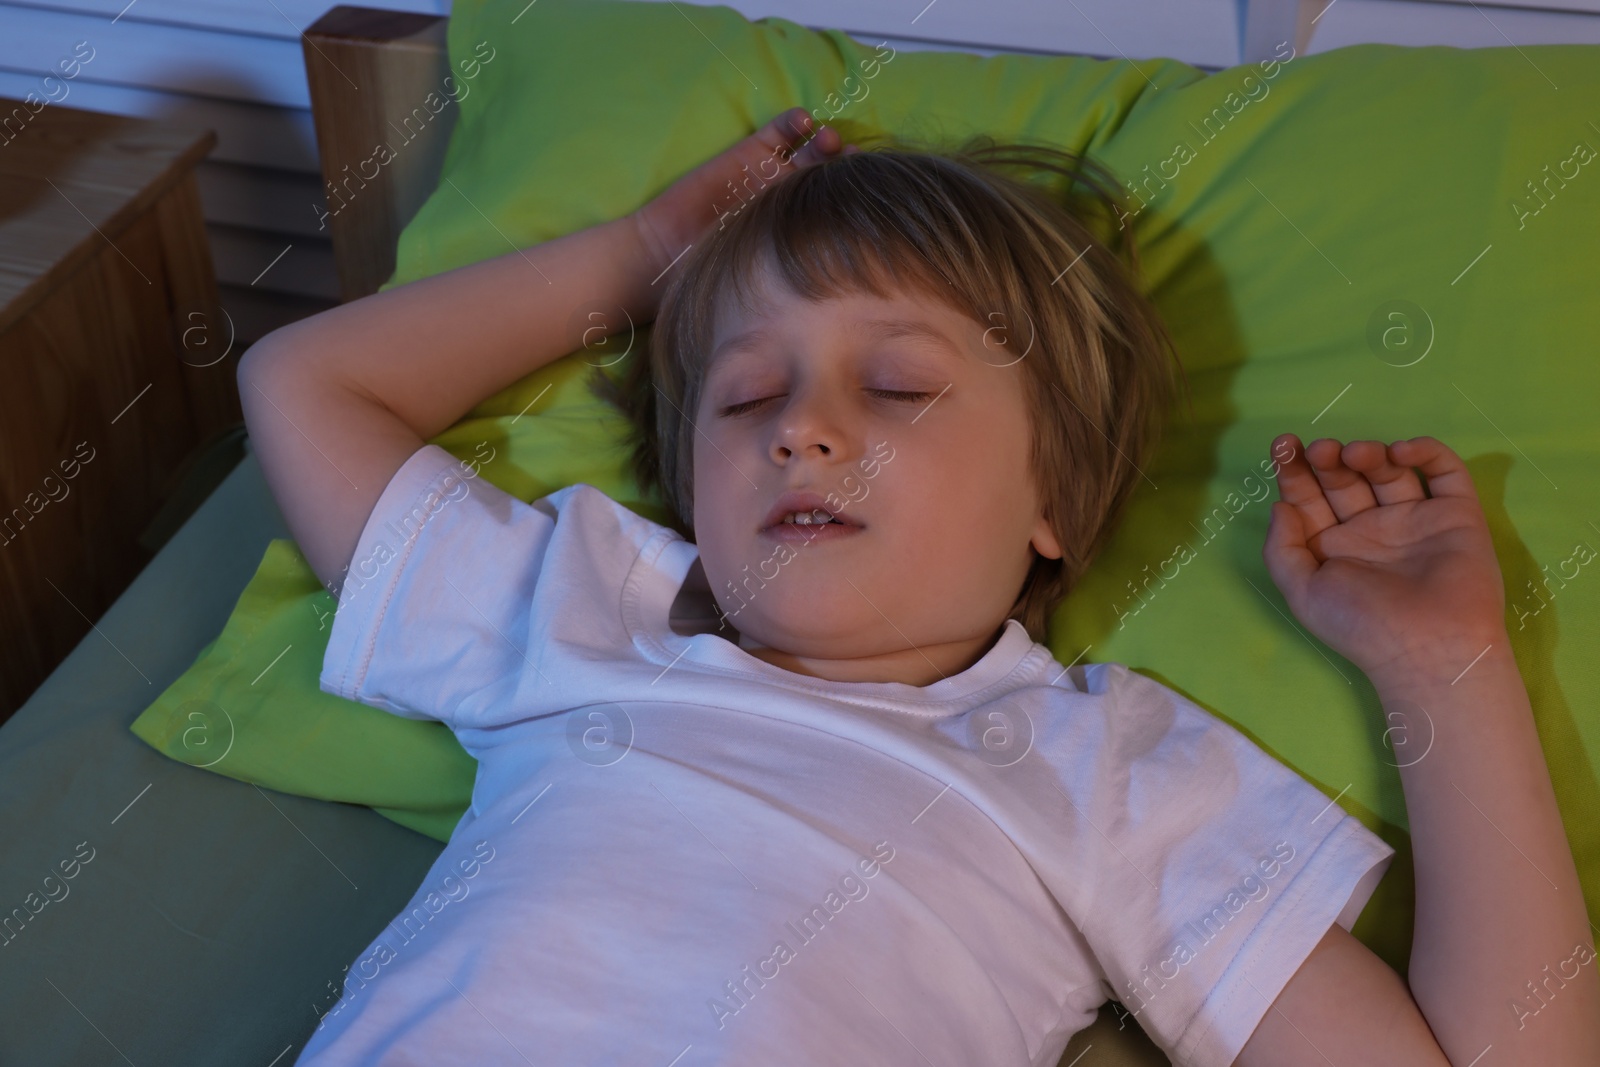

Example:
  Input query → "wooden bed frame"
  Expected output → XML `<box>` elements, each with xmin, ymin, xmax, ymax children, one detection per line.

<box><xmin>297</xmin><ymin>7</ymin><xmax>1173</xmax><ymax>1064</ymax></box>
<box><xmin>303</xmin><ymin>5</ymin><xmax>454</xmax><ymax>302</ymax></box>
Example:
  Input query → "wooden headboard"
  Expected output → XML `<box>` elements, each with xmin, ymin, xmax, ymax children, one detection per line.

<box><xmin>303</xmin><ymin>5</ymin><xmax>451</xmax><ymax>302</ymax></box>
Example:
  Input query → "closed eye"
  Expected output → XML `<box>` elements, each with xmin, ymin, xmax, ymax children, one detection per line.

<box><xmin>719</xmin><ymin>389</ymin><xmax>935</xmax><ymax>418</ymax></box>
<box><xmin>723</xmin><ymin>398</ymin><xmax>777</xmax><ymax>419</ymax></box>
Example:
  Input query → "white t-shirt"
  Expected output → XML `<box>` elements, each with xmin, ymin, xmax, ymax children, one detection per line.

<box><xmin>295</xmin><ymin>444</ymin><xmax>1394</xmax><ymax>1067</ymax></box>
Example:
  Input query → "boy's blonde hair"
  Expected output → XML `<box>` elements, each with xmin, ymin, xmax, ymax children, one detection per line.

<box><xmin>589</xmin><ymin>134</ymin><xmax>1190</xmax><ymax>644</ymax></box>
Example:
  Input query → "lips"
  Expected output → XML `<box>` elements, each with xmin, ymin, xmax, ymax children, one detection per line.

<box><xmin>759</xmin><ymin>489</ymin><xmax>865</xmax><ymax>531</ymax></box>
<box><xmin>760</xmin><ymin>520</ymin><xmax>864</xmax><ymax>545</ymax></box>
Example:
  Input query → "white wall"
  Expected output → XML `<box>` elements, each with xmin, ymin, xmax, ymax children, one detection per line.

<box><xmin>3</xmin><ymin>0</ymin><xmax>1596</xmax><ymax>343</ymax></box>
<box><xmin>1307</xmin><ymin>0</ymin><xmax>1600</xmax><ymax>52</ymax></box>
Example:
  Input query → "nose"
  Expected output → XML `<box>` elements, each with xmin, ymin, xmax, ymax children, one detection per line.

<box><xmin>768</xmin><ymin>387</ymin><xmax>840</xmax><ymax>463</ymax></box>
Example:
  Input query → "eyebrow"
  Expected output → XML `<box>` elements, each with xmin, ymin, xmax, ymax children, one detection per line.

<box><xmin>707</xmin><ymin>317</ymin><xmax>965</xmax><ymax>371</ymax></box>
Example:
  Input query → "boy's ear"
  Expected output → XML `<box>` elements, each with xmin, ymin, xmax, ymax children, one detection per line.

<box><xmin>1031</xmin><ymin>514</ymin><xmax>1063</xmax><ymax>560</ymax></box>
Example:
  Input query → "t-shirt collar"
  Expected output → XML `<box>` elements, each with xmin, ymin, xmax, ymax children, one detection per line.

<box><xmin>623</xmin><ymin>533</ymin><xmax>1047</xmax><ymax>716</ymax></box>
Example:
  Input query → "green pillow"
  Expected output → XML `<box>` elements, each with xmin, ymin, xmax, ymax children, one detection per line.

<box><xmin>132</xmin><ymin>0</ymin><xmax>1600</xmax><ymax>978</ymax></box>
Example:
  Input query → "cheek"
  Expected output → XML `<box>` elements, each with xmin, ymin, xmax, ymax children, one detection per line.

<box><xmin>690</xmin><ymin>431</ymin><xmax>723</xmax><ymax>525</ymax></box>
<box><xmin>902</xmin><ymin>418</ymin><xmax>1009</xmax><ymax>507</ymax></box>
<box><xmin>900</xmin><ymin>416</ymin><xmax>1035</xmax><ymax>561</ymax></box>
<box><xmin>881</xmin><ymin>451</ymin><xmax>984</xmax><ymax>559</ymax></box>
<box><xmin>690</xmin><ymin>451</ymin><xmax>751</xmax><ymax>587</ymax></box>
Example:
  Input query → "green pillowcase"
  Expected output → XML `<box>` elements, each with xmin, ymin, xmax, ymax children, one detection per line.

<box><xmin>132</xmin><ymin>0</ymin><xmax>1600</xmax><ymax>976</ymax></box>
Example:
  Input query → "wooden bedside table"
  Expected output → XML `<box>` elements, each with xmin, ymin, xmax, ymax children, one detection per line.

<box><xmin>0</xmin><ymin>98</ymin><xmax>241</xmax><ymax>722</ymax></box>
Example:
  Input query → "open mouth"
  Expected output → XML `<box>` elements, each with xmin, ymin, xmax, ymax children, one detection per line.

<box><xmin>759</xmin><ymin>492</ymin><xmax>867</xmax><ymax>534</ymax></box>
<box><xmin>760</xmin><ymin>512</ymin><xmax>865</xmax><ymax>541</ymax></box>
<box><xmin>773</xmin><ymin>509</ymin><xmax>847</xmax><ymax>527</ymax></box>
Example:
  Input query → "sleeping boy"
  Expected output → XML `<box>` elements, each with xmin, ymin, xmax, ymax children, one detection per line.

<box><xmin>241</xmin><ymin>107</ymin><xmax>1599</xmax><ymax>1064</ymax></box>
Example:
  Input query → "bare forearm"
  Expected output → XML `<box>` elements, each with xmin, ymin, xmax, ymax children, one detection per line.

<box><xmin>240</xmin><ymin>213</ymin><xmax>660</xmax><ymax>593</ymax></box>
<box><xmin>257</xmin><ymin>213</ymin><xmax>660</xmax><ymax>441</ymax></box>
<box><xmin>1373</xmin><ymin>640</ymin><xmax>1600</xmax><ymax>1063</ymax></box>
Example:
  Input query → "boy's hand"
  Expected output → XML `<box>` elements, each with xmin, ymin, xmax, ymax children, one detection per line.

<box><xmin>629</xmin><ymin>106</ymin><xmax>854</xmax><ymax>290</ymax></box>
<box><xmin>1261</xmin><ymin>434</ymin><xmax>1508</xmax><ymax>692</ymax></box>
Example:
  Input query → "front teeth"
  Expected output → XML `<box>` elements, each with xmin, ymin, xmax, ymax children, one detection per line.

<box><xmin>783</xmin><ymin>509</ymin><xmax>836</xmax><ymax>525</ymax></box>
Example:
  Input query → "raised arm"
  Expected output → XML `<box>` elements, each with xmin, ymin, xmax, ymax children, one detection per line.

<box><xmin>1237</xmin><ymin>434</ymin><xmax>1600</xmax><ymax>1065</ymax></box>
<box><xmin>238</xmin><ymin>214</ymin><xmax>654</xmax><ymax>593</ymax></box>
<box><xmin>239</xmin><ymin>108</ymin><xmax>847</xmax><ymax>594</ymax></box>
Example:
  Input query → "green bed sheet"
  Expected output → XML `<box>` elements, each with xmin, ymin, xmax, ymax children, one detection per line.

<box><xmin>0</xmin><ymin>452</ymin><xmax>446</xmax><ymax>1064</ymax></box>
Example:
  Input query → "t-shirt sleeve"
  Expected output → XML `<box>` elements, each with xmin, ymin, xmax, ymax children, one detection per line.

<box><xmin>1076</xmin><ymin>663</ymin><xmax>1396</xmax><ymax>1067</ymax></box>
<box><xmin>319</xmin><ymin>443</ymin><xmax>557</xmax><ymax>727</ymax></box>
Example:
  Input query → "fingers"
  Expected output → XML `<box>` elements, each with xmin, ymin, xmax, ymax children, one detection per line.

<box><xmin>756</xmin><ymin>107</ymin><xmax>850</xmax><ymax>170</ymax></box>
<box><xmin>1270</xmin><ymin>433</ymin><xmax>1340</xmax><ymax>542</ymax></box>
<box><xmin>1268</xmin><ymin>432</ymin><xmax>1437</xmax><ymax>539</ymax></box>
<box><xmin>1288</xmin><ymin>435</ymin><xmax>1435</xmax><ymax>525</ymax></box>
<box><xmin>1341</xmin><ymin>439</ymin><xmax>1427</xmax><ymax>506</ymax></box>
<box><xmin>761</xmin><ymin>107</ymin><xmax>817</xmax><ymax>152</ymax></box>
<box><xmin>1387</xmin><ymin>436</ymin><xmax>1479</xmax><ymax>502</ymax></box>
<box><xmin>755</xmin><ymin>108</ymin><xmax>824</xmax><ymax>161</ymax></box>
<box><xmin>1305</xmin><ymin>437</ymin><xmax>1378</xmax><ymax>522</ymax></box>
<box><xmin>791</xmin><ymin>124</ymin><xmax>843</xmax><ymax>167</ymax></box>
<box><xmin>1270</xmin><ymin>431</ymin><xmax>1461</xmax><ymax>526</ymax></box>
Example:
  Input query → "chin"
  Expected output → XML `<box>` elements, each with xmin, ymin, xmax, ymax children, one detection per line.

<box><xmin>739</xmin><ymin>614</ymin><xmax>853</xmax><ymax>654</ymax></box>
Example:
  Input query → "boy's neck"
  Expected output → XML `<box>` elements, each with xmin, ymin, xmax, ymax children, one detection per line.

<box><xmin>681</xmin><ymin>557</ymin><xmax>1008</xmax><ymax>686</ymax></box>
<box><xmin>732</xmin><ymin>627</ymin><xmax>1007</xmax><ymax>688</ymax></box>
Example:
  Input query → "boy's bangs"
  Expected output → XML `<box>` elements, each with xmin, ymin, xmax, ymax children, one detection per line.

<box><xmin>704</xmin><ymin>153</ymin><xmax>1002</xmax><ymax>351</ymax></box>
